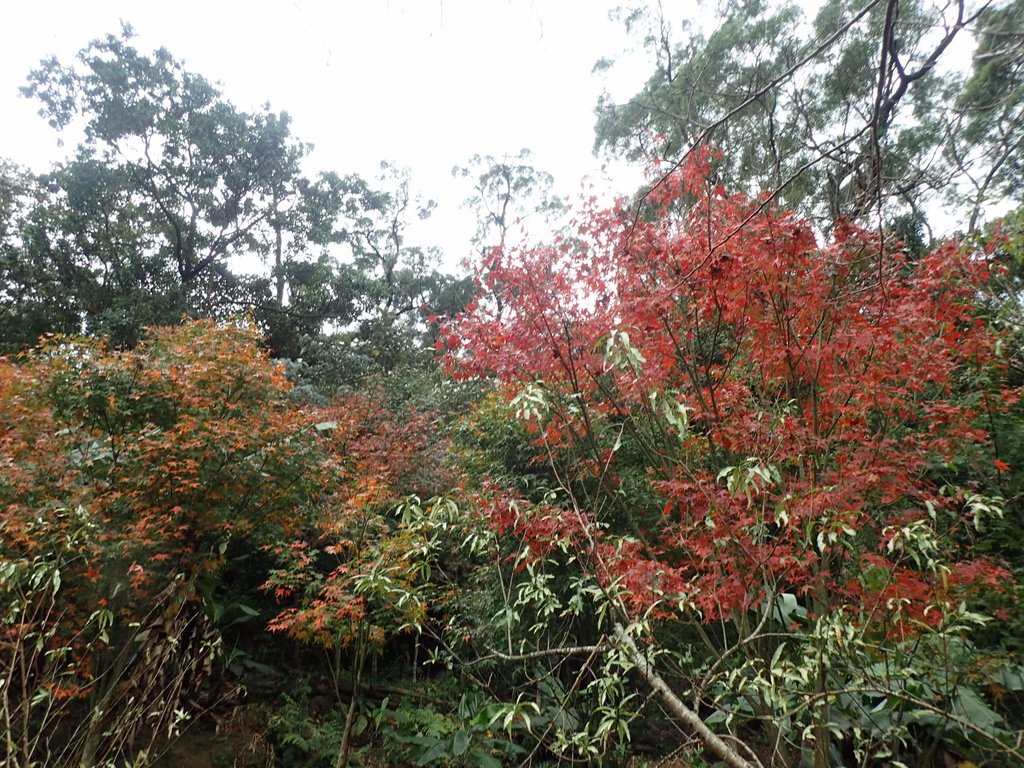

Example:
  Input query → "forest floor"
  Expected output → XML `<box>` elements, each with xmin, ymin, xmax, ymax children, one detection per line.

<box><xmin>151</xmin><ymin>704</ymin><xmax>697</xmax><ymax>767</ymax></box>
<box><xmin>153</xmin><ymin>706</ymin><xmax>273</xmax><ymax>768</ymax></box>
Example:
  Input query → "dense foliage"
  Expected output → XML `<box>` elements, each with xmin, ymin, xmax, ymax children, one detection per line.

<box><xmin>3</xmin><ymin>5</ymin><xmax>1024</xmax><ymax>767</ymax></box>
<box><xmin>446</xmin><ymin>150</ymin><xmax>1022</xmax><ymax>766</ymax></box>
<box><xmin>0</xmin><ymin>322</ymin><xmax>325</xmax><ymax>765</ymax></box>
<box><xmin>2</xmin><ymin>28</ymin><xmax>471</xmax><ymax>372</ymax></box>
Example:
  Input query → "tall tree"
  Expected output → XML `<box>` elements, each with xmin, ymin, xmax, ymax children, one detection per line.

<box><xmin>446</xmin><ymin>150</ymin><xmax>1019</xmax><ymax>767</ymax></box>
<box><xmin>453</xmin><ymin>149</ymin><xmax>562</xmax><ymax>255</ymax></box>
<box><xmin>0</xmin><ymin>160</ymin><xmax>84</xmax><ymax>349</ymax></box>
<box><xmin>12</xmin><ymin>29</ymin><xmax>468</xmax><ymax>361</ymax></box>
<box><xmin>452</xmin><ymin>150</ymin><xmax>563</xmax><ymax>322</ymax></box>
<box><xmin>951</xmin><ymin>0</ymin><xmax>1024</xmax><ymax>229</ymax></box>
<box><xmin>595</xmin><ymin>0</ymin><xmax>1017</xmax><ymax>231</ymax></box>
<box><xmin>23</xmin><ymin>27</ymin><xmax>308</xmax><ymax>291</ymax></box>
<box><xmin>289</xmin><ymin>164</ymin><xmax>473</xmax><ymax>389</ymax></box>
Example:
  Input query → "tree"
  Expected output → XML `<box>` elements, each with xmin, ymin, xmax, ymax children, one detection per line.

<box><xmin>12</xmin><ymin>29</ymin><xmax>470</xmax><ymax>364</ymax></box>
<box><xmin>16</xmin><ymin>29</ymin><xmax>365</xmax><ymax>352</ymax></box>
<box><xmin>445</xmin><ymin>150</ymin><xmax>1020</xmax><ymax>766</ymax></box>
<box><xmin>453</xmin><ymin>149</ymin><xmax>562</xmax><ymax>256</ymax></box>
<box><xmin>951</xmin><ymin>0</ymin><xmax>1024</xmax><ymax>230</ymax></box>
<box><xmin>0</xmin><ymin>160</ymin><xmax>87</xmax><ymax>350</ymax></box>
<box><xmin>595</xmin><ymin>0</ymin><xmax>1017</xmax><ymax>232</ymax></box>
<box><xmin>0</xmin><ymin>155</ymin><xmax>198</xmax><ymax>351</ymax></box>
<box><xmin>293</xmin><ymin>164</ymin><xmax>474</xmax><ymax>389</ymax></box>
<box><xmin>0</xmin><ymin>320</ymin><xmax>327</xmax><ymax>766</ymax></box>
<box><xmin>451</xmin><ymin>150</ymin><xmax>563</xmax><ymax>327</ymax></box>
<box><xmin>24</xmin><ymin>27</ymin><xmax>308</xmax><ymax>290</ymax></box>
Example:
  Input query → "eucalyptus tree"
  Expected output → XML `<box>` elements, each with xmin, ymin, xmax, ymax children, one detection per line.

<box><xmin>453</xmin><ymin>149</ymin><xmax>563</xmax><ymax>254</ymax></box>
<box><xmin>595</xmin><ymin>0</ymin><xmax>1020</xmax><ymax>232</ymax></box>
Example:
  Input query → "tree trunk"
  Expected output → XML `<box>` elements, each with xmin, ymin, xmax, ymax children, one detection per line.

<box><xmin>335</xmin><ymin>632</ymin><xmax>368</xmax><ymax>768</ymax></box>
<box><xmin>613</xmin><ymin>624</ymin><xmax>757</xmax><ymax>768</ymax></box>
<box><xmin>274</xmin><ymin>210</ymin><xmax>285</xmax><ymax>305</ymax></box>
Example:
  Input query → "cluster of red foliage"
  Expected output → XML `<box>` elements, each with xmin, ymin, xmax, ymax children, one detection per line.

<box><xmin>446</xmin><ymin>149</ymin><xmax>1012</xmax><ymax>626</ymax></box>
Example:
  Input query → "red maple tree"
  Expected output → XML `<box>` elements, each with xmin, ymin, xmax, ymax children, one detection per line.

<box><xmin>443</xmin><ymin>152</ymin><xmax>1021</xmax><ymax>767</ymax></box>
<box><xmin>448</xmin><ymin>149</ymin><xmax>1009</xmax><ymax>626</ymax></box>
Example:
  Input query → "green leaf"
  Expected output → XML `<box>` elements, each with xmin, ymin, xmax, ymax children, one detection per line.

<box><xmin>953</xmin><ymin>686</ymin><xmax>1002</xmax><ymax>731</ymax></box>
<box><xmin>472</xmin><ymin>751</ymin><xmax>502</xmax><ymax>768</ymax></box>
<box><xmin>415</xmin><ymin>740</ymin><xmax>448</xmax><ymax>765</ymax></box>
<box><xmin>772</xmin><ymin>593</ymin><xmax>806</xmax><ymax>626</ymax></box>
<box><xmin>998</xmin><ymin>666</ymin><xmax>1024</xmax><ymax>692</ymax></box>
<box><xmin>451</xmin><ymin>729</ymin><xmax>470</xmax><ymax>757</ymax></box>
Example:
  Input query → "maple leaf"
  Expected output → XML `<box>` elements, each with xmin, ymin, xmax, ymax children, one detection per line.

<box><xmin>446</xmin><ymin>148</ymin><xmax>1008</xmax><ymax>627</ymax></box>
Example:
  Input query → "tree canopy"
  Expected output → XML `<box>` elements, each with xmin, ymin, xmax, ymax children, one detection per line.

<box><xmin>595</xmin><ymin>0</ymin><xmax>1024</xmax><ymax>232</ymax></box>
<box><xmin>4</xmin><ymin>27</ymin><xmax>466</xmax><ymax>372</ymax></box>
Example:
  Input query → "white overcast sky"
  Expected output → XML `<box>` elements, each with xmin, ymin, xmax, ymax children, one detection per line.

<box><xmin>1</xmin><ymin>0</ymin><xmax>679</xmax><ymax>265</ymax></box>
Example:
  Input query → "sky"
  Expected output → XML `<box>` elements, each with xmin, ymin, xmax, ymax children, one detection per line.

<box><xmin>1</xmin><ymin>0</ymin><xmax>672</xmax><ymax>267</ymax></box>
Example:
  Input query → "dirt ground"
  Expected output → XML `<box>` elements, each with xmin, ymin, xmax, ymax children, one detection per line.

<box><xmin>153</xmin><ymin>708</ymin><xmax>273</xmax><ymax>768</ymax></box>
<box><xmin>152</xmin><ymin>708</ymin><xmax>697</xmax><ymax>768</ymax></box>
